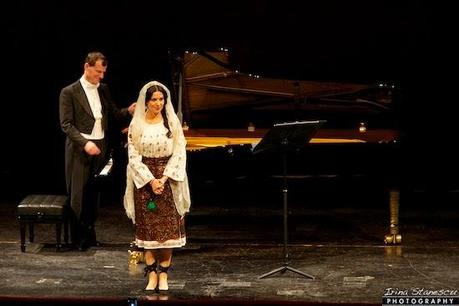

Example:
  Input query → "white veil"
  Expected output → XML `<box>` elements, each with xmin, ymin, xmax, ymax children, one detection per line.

<box><xmin>130</xmin><ymin>80</ymin><xmax>180</xmax><ymax>148</ymax></box>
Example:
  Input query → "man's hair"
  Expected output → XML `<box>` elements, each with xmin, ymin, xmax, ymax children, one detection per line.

<box><xmin>85</xmin><ymin>52</ymin><xmax>107</xmax><ymax>67</ymax></box>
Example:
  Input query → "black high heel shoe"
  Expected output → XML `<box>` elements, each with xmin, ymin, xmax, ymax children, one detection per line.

<box><xmin>144</xmin><ymin>263</ymin><xmax>158</xmax><ymax>291</ymax></box>
<box><xmin>158</xmin><ymin>265</ymin><xmax>170</xmax><ymax>291</ymax></box>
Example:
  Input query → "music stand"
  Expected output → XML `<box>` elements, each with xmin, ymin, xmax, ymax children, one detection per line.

<box><xmin>253</xmin><ymin>120</ymin><xmax>324</xmax><ymax>279</ymax></box>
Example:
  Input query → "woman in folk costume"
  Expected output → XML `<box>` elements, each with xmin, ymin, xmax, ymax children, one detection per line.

<box><xmin>124</xmin><ymin>81</ymin><xmax>191</xmax><ymax>291</ymax></box>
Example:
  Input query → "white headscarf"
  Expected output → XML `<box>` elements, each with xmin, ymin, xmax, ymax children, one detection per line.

<box><xmin>130</xmin><ymin>81</ymin><xmax>180</xmax><ymax>148</ymax></box>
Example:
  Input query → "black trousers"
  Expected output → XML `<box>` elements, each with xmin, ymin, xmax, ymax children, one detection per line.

<box><xmin>67</xmin><ymin>139</ymin><xmax>107</xmax><ymax>245</ymax></box>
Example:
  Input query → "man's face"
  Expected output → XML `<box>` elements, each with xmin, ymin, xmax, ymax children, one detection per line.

<box><xmin>84</xmin><ymin>59</ymin><xmax>106</xmax><ymax>85</ymax></box>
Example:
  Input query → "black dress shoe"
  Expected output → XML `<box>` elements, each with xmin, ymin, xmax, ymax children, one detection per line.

<box><xmin>77</xmin><ymin>242</ymin><xmax>89</xmax><ymax>252</ymax></box>
<box><xmin>68</xmin><ymin>242</ymin><xmax>79</xmax><ymax>250</ymax></box>
<box><xmin>89</xmin><ymin>240</ymin><xmax>102</xmax><ymax>247</ymax></box>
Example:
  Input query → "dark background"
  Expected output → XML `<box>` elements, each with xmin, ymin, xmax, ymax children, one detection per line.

<box><xmin>1</xmin><ymin>1</ymin><xmax>457</xmax><ymax>202</ymax></box>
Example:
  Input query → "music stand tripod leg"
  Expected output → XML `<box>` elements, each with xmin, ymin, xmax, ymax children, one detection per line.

<box><xmin>258</xmin><ymin>266</ymin><xmax>288</xmax><ymax>279</ymax></box>
<box><xmin>285</xmin><ymin>266</ymin><xmax>315</xmax><ymax>279</ymax></box>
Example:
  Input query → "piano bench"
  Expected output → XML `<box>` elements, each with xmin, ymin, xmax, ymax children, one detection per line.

<box><xmin>17</xmin><ymin>194</ymin><xmax>69</xmax><ymax>252</ymax></box>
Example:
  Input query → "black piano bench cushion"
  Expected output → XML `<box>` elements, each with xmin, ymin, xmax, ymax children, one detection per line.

<box><xmin>17</xmin><ymin>194</ymin><xmax>69</xmax><ymax>252</ymax></box>
<box><xmin>17</xmin><ymin>194</ymin><xmax>67</xmax><ymax>216</ymax></box>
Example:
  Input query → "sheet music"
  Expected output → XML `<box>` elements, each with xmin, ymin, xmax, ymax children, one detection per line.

<box><xmin>98</xmin><ymin>158</ymin><xmax>113</xmax><ymax>177</ymax></box>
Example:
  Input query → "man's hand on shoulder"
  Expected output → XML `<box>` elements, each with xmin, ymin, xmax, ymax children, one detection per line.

<box><xmin>128</xmin><ymin>102</ymin><xmax>136</xmax><ymax>115</ymax></box>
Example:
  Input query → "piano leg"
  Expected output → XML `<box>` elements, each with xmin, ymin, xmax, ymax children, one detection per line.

<box><xmin>384</xmin><ymin>189</ymin><xmax>402</xmax><ymax>244</ymax></box>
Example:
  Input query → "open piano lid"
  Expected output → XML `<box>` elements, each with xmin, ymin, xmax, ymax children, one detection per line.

<box><xmin>173</xmin><ymin>50</ymin><xmax>394</xmax><ymax>124</ymax></box>
<box><xmin>170</xmin><ymin>49</ymin><xmax>399</xmax><ymax>149</ymax></box>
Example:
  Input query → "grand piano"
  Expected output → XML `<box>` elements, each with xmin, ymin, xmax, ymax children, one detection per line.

<box><xmin>169</xmin><ymin>49</ymin><xmax>402</xmax><ymax>244</ymax></box>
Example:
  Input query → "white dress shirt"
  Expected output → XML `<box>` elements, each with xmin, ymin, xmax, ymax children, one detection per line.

<box><xmin>79</xmin><ymin>76</ymin><xmax>104</xmax><ymax>140</ymax></box>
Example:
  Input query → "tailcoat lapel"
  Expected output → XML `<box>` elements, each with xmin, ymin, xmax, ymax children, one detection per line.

<box><xmin>97</xmin><ymin>86</ymin><xmax>107</xmax><ymax>115</ymax></box>
<box><xmin>74</xmin><ymin>82</ymin><xmax>93</xmax><ymax>117</ymax></box>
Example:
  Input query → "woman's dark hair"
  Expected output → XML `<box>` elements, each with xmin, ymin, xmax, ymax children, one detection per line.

<box><xmin>145</xmin><ymin>85</ymin><xmax>172</xmax><ymax>138</ymax></box>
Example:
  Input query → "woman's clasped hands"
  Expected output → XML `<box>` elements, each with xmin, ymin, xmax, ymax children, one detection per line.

<box><xmin>151</xmin><ymin>178</ymin><xmax>166</xmax><ymax>195</ymax></box>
